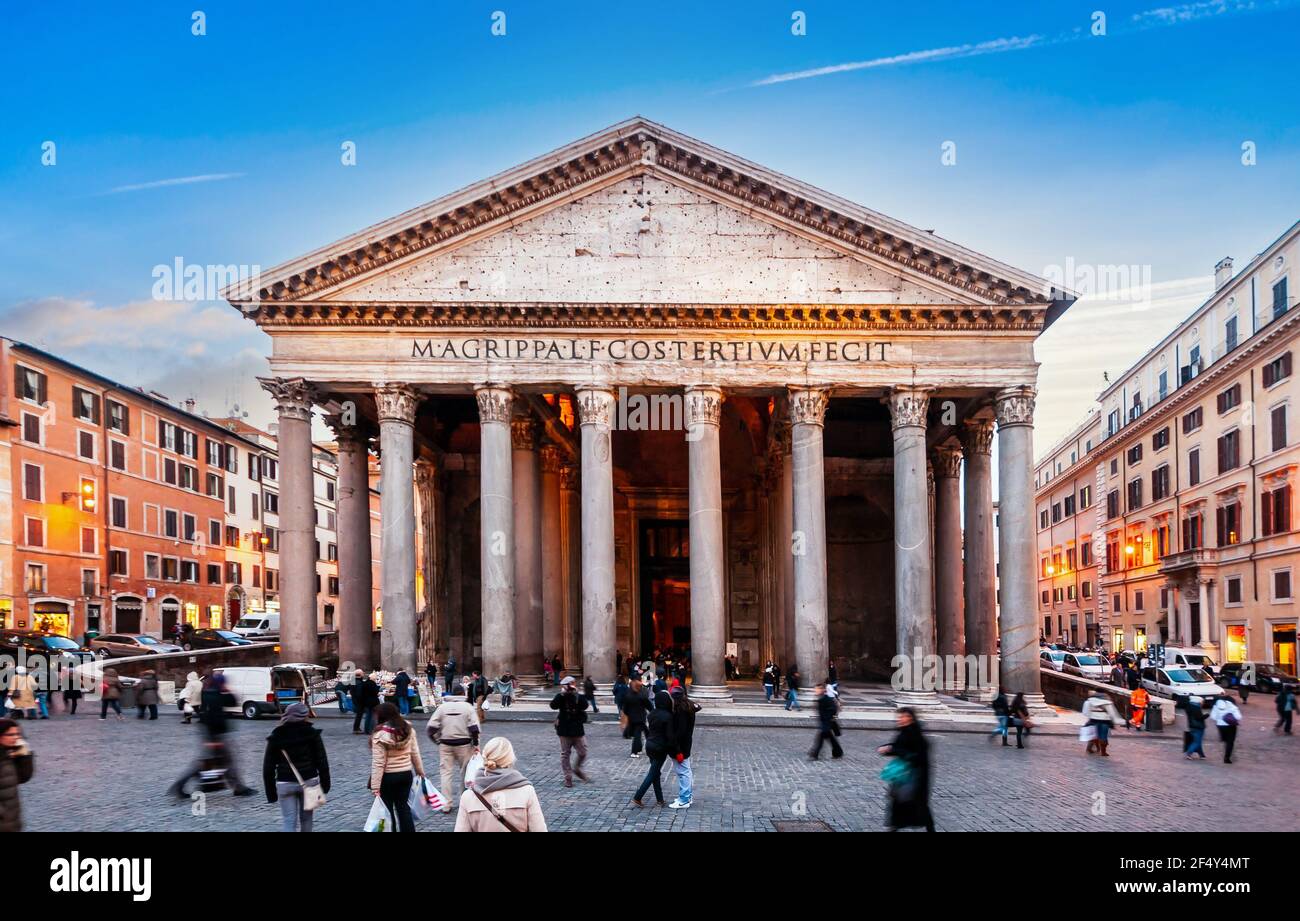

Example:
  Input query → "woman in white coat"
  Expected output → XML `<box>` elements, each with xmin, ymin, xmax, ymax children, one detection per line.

<box><xmin>181</xmin><ymin>672</ymin><xmax>205</xmax><ymax>725</ymax></box>
<box><xmin>1081</xmin><ymin>689</ymin><xmax>1122</xmax><ymax>756</ymax></box>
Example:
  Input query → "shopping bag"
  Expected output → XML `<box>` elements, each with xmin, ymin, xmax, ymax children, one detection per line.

<box><xmin>1079</xmin><ymin>725</ymin><xmax>1097</xmax><ymax>742</ymax></box>
<box><xmin>364</xmin><ymin>796</ymin><xmax>394</xmax><ymax>832</ymax></box>
<box><xmin>464</xmin><ymin>753</ymin><xmax>484</xmax><ymax>787</ymax></box>
<box><xmin>422</xmin><ymin>777</ymin><xmax>448</xmax><ymax>812</ymax></box>
<box><xmin>409</xmin><ymin>780</ymin><xmax>429</xmax><ymax>821</ymax></box>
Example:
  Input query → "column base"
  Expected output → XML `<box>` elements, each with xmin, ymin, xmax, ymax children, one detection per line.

<box><xmin>516</xmin><ymin>673</ymin><xmax>548</xmax><ymax>688</ymax></box>
<box><xmin>892</xmin><ymin>689</ymin><xmax>952</xmax><ymax>716</ymax></box>
<box><xmin>959</xmin><ymin>685</ymin><xmax>998</xmax><ymax>704</ymax></box>
<box><xmin>1020</xmin><ymin>692</ymin><xmax>1055</xmax><ymax>719</ymax></box>
<box><xmin>685</xmin><ymin>684</ymin><xmax>734</xmax><ymax>705</ymax></box>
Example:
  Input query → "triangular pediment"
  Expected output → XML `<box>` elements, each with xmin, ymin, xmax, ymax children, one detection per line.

<box><xmin>227</xmin><ymin>117</ymin><xmax>1072</xmax><ymax>320</ymax></box>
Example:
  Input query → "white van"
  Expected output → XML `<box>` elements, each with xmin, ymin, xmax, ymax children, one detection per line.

<box><xmin>213</xmin><ymin>664</ymin><xmax>329</xmax><ymax>719</ymax></box>
<box><xmin>1161</xmin><ymin>646</ymin><xmax>1219</xmax><ymax>677</ymax></box>
<box><xmin>233</xmin><ymin>613</ymin><xmax>280</xmax><ymax>638</ymax></box>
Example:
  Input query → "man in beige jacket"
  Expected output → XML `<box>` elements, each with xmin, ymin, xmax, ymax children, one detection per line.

<box><xmin>426</xmin><ymin>685</ymin><xmax>480</xmax><ymax>813</ymax></box>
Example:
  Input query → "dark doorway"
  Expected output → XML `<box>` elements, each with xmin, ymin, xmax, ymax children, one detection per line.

<box><xmin>639</xmin><ymin>520</ymin><xmax>690</xmax><ymax>657</ymax></box>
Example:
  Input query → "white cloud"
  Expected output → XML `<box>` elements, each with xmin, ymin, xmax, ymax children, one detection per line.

<box><xmin>102</xmin><ymin>173</ymin><xmax>245</xmax><ymax>195</ymax></box>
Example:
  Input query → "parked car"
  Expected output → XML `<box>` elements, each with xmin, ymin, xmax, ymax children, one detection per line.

<box><xmin>212</xmin><ymin>664</ymin><xmax>331</xmax><ymax>719</ymax></box>
<box><xmin>181</xmin><ymin>629</ymin><xmax>253</xmax><ymax>651</ymax></box>
<box><xmin>1159</xmin><ymin>646</ymin><xmax>1220</xmax><ymax>677</ymax></box>
<box><xmin>1062</xmin><ymin>652</ymin><xmax>1110</xmax><ymax>680</ymax></box>
<box><xmin>1140</xmin><ymin>665</ymin><xmax>1223</xmax><ymax>707</ymax></box>
<box><xmin>0</xmin><ymin>631</ymin><xmax>94</xmax><ymax>679</ymax></box>
<box><xmin>88</xmin><ymin>633</ymin><xmax>184</xmax><ymax>659</ymax></box>
<box><xmin>1218</xmin><ymin>662</ymin><xmax>1300</xmax><ymax>695</ymax></box>
<box><xmin>1040</xmin><ymin>649</ymin><xmax>1066</xmax><ymax>671</ymax></box>
<box><xmin>232</xmin><ymin>613</ymin><xmax>280</xmax><ymax>638</ymax></box>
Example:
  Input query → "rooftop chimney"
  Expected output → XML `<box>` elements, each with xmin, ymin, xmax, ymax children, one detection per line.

<box><xmin>1214</xmin><ymin>256</ymin><xmax>1234</xmax><ymax>291</ymax></box>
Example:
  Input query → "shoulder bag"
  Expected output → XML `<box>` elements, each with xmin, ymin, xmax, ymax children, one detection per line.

<box><xmin>281</xmin><ymin>749</ymin><xmax>326</xmax><ymax>811</ymax></box>
<box><xmin>470</xmin><ymin>785</ymin><xmax>524</xmax><ymax>833</ymax></box>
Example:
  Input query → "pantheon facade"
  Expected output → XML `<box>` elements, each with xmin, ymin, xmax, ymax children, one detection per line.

<box><xmin>226</xmin><ymin>118</ymin><xmax>1073</xmax><ymax>706</ymax></box>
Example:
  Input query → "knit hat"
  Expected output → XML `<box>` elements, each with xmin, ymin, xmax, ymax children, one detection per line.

<box><xmin>560</xmin><ymin>675</ymin><xmax>575</xmax><ymax>686</ymax></box>
<box><xmin>280</xmin><ymin>703</ymin><xmax>310</xmax><ymax>723</ymax></box>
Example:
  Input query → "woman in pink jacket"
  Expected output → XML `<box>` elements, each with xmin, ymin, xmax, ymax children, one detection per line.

<box><xmin>455</xmin><ymin>737</ymin><xmax>547</xmax><ymax>833</ymax></box>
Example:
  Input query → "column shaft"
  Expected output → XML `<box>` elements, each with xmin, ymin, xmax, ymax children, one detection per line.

<box><xmin>377</xmin><ymin>384</ymin><xmax>419</xmax><ymax>672</ymax></box>
<box><xmin>540</xmin><ymin>445</ymin><xmax>565</xmax><ymax>668</ymax></box>
<box><xmin>933</xmin><ymin>444</ymin><xmax>965</xmax><ymax>679</ymax></box>
<box><xmin>477</xmin><ymin>386</ymin><xmax>516</xmax><ymax>677</ymax></box>
<box><xmin>962</xmin><ymin>419</ymin><xmax>997</xmax><ymax>694</ymax></box>
<box><xmin>788</xmin><ymin>387</ymin><xmax>829</xmax><ymax>690</ymax></box>
<box><xmin>995</xmin><ymin>386</ymin><xmax>1043</xmax><ymax>703</ymax></box>
<box><xmin>686</xmin><ymin>386</ymin><xmax>730</xmax><ymax>700</ymax></box>
<box><xmin>779</xmin><ymin>426</ymin><xmax>797</xmax><ymax>670</ymax></box>
<box><xmin>333</xmin><ymin>422</ymin><xmax>374</xmax><ymax>670</ymax></box>
<box><xmin>511</xmin><ymin>416</ymin><xmax>544</xmax><ymax>682</ymax></box>
<box><xmin>559</xmin><ymin>463</ymin><xmax>582</xmax><ymax>675</ymax></box>
<box><xmin>261</xmin><ymin>378</ymin><xmax>318</xmax><ymax>665</ymax></box>
<box><xmin>577</xmin><ymin>388</ymin><xmax>617</xmax><ymax>686</ymax></box>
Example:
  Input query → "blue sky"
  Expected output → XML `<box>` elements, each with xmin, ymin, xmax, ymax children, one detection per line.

<box><xmin>2</xmin><ymin>0</ymin><xmax>1298</xmax><ymax>448</ymax></box>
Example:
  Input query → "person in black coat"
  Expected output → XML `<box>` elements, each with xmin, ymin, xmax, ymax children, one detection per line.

<box><xmin>621</xmin><ymin>678</ymin><xmax>652</xmax><ymax>756</ymax></box>
<box><xmin>632</xmin><ymin>691</ymin><xmax>677</xmax><ymax>807</ymax></box>
<box><xmin>170</xmin><ymin>674</ymin><xmax>254</xmax><ymax>797</ymax></box>
<box><xmin>394</xmin><ymin>669</ymin><xmax>412</xmax><ymax>715</ymax></box>
<box><xmin>877</xmin><ymin>708</ymin><xmax>934</xmax><ymax>832</ymax></box>
<box><xmin>262</xmin><ymin>703</ymin><xmax>331</xmax><ymax>832</ymax></box>
<box><xmin>550</xmin><ymin>677</ymin><xmax>590</xmax><ymax>787</ymax></box>
<box><xmin>810</xmin><ymin>683</ymin><xmax>843</xmax><ymax>760</ymax></box>
<box><xmin>668</xmin><ymin>685</ymin><xmax>701</xmax><ymax>808</ymax></box>
<box><xmin>351</xmin><ymin>670</ymin><xmax>380</xmax><ymax>734</ymax></box>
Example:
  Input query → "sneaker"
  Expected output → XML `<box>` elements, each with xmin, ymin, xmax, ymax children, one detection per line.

<box><xmin>668</xmin><ymin>800</ymin><xmax>691</xmax><ymax>809</ymax></box>
<box><xmin>564</xmin><ymin>777</ymin><xmax>573</xmax><ymax>788</ymax></box>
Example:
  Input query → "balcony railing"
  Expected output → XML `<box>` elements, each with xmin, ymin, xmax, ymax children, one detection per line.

<box><xmin>1158</xmin><ymin>547</ymin><xmax>1217</xmax><ymax>573</ymax></box>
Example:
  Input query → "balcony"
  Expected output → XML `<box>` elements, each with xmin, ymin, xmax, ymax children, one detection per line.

<box><xmin>1158</xmin><ymin>547</ymin><xmax>1217</xmax><ymax>575</ymax></box>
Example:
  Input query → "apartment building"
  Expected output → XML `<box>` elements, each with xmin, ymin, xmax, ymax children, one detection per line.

<box><xmin>0</xmin><ymin>340</ymin><xmax>259</xmax><ymax>638</ymax></box>
<box><xmin>1035</xmin><ymin>221</ymin><xmax>1300</xmax><ymax>674</ymax></box>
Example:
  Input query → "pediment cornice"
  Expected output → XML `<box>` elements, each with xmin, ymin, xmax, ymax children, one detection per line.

<box><xmin>227</xmin><ymin>118</ymin><xmax>1072</xmax><ymax>316</ymax></box>
<box><xmin>250</xmin><ymin>300</ymin><xmax>1047</xmax><ymax>332</ymax></box>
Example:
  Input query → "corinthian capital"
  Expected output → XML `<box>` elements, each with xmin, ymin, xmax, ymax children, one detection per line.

<box><xmin>575</xmin><ymin>387</ymin><xmax>616</xmax><ymax>428</ymax></box>
<box><xmin>932</xmin><ymin>443</ymin><xmax>963</xmax><ymax>479</ymax></box>
<box><xmin>475</xmin><ymin>385</ymin><xmax>514</xmax><ymax>425</ymax></box>
<box><xmin>961</xmin><ymin>417</ymin><xmax>995</xmax><ymax>456</ymax></box>
<box><xmin>995</xmin><ymin>386</ymin><xmax>1036</xmax><ymax>429</ymax></box>
<box><xmin>540</xmin><ymin>444</ymin><xmax>563</xmax><ymax>474</ymax></box>
<box><xmin>374</xmin><ymin>383</ymin><xmax>420</xmax><ymax>425</ymax></box>
<box><xmin>510</xmin><ymin>415</ymin><xmax>539</xmax><ymax>451</ymax></box>
<box><xmin>259</xmin><ymin>377</ymin><xmax>316</xmax><ymax>422</ymax></box>
<box><xmin>684</xmin><ymin>385</ymin><xmax>723</xmax><ymax>427</ymax></box>
<box><xmin>887</xmin><ymin>386</ymin><xmax>931</xmax><ymax>431</ymax></box>
<box><xmin>787</xmin><ymin>387</ymin><xmax>829</xmax><ymax>427</ymax></box>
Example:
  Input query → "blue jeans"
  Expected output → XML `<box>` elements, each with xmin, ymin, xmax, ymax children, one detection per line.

<box><xmin>1092</xmin><ymin>720</ymin><xmax>1111</xmax><ymax>743</ymax></box>
<box><xmin>37</xmin><ymin>693</ymin><xmax>49</xmax><ymax>718</ymax></box>
<box><xmin>398</xmin><ymin>695</ymin><xmax>410</xmax><ymax>715</ymax></box>
<box><xmin>673</xmin><ymin>756</ymin><xmax>693</xmax><ymax>805</ymax></box>
<box><xmin>634</xmin><ymin>752</ymin><xmax>667</xmax><ymax>803</ymax></box>
<box><xmin>1185</xmin><ymin>727</ymin><xmax>1205</xmax><ymax>756</ymax></box>
<box><xmin>276</xmin><ymin>781</ymin><xmax>314</xmax><ymax>832</ymax></box>
<box><xmin>763</xmin><ymin>683</ymin><xmax>774</xmax><ymax>702</ymax></box>
<box><xmin>994</xmin><ymin>715</ymin><xmax>1009</xmax><ymax>737</ymax></box>
<box><xmin>785</xmin><ymin>689</ymin><xmax>799</xmax><ymax>711</ymax></box>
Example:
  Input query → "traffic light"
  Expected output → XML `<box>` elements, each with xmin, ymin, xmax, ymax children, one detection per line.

<box><xmin>80</xmin><ymin>479</ymin><xmax>96</xmax><ymax>512</ymax></box>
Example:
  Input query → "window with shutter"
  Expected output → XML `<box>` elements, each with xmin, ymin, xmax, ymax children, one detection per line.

<box><xmin>22</xmin><ymin>464</ymin><xmax>41</xmax><ymax>501</ymax></box>
<box><xmin>1273</xmin><ymin>405</ymin><xmax>1288</xmax><ymax>452</ymax></box>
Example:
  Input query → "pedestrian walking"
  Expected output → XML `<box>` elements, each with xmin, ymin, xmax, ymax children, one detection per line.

<box><xmin>621</xmin><ymin>677</ymin><xmax>652</xmax><ymax>758</ymax></box>
<box><xmin>180</xmin><ymin>671</ymin><xmax>204</xmax><ymax>724</ymax></box>
<box><xmin>771</xmin><ymin>663</ymin><xmax>782</xmax><ymax>703</ymax></box>
<box><xmin>169</xmin><ymin>674</ymin><xmax>255</xmax><ymax>797</ymax></box>
<box><xmin>668</xmin><ymin>685</ymin><xmax>700</xmax><ymax>808</ymax></box>
<box><xmin>1008</xmin><ymin>692</ymin><xmax>1031</xmax><ymax>749</ymax></box>
<box><xmin>612</xmin><ymin>674</ymin><xmax>629</xmax><ymax>713</ymax></box>
<box><xmin>0</xmin><ymin>719</ymin><xmax>34</xmax><ymax>833</ymax></box>
<box><xmin>877</xmin><ymin>708</ymin><xmax>934</xmax><ymax>832</ymax></box>
<box><xmin>827</xmin><ymin>660</ymin><xmax>838</xmax><ymax>692</ymax></box>
<box><xmin>632</xmin><ymin>690</ymin><xmax>676</xmax><ymax>807</ymax></box>
<box><xmin>1209</xmin><ymin>696</ymin><xmax>1243</xmax><ymax>764</ymax></box>
<box><xmin>582</xmin><ymin>674</ymin><xmax>599</xmax><ymax>714</ymax></box>
<box><xmin>469</xmin><ymin>671</ymin><xmax>489</xmax><ymax>724</ymax></box>
<box><xmin>5</xmin><ymin>667</ymin><xmax>38</xmax><ymax>719</ymax></box>
<box><xmin>550</xmin><ymin>675</ymin><xmax>590</xmax><ymax>787</ymax></box>
<box><xmin>1275</xmin><ymin>687</ymin><xmax>1296</xmax><ymax>734</ymax></box>
<box><xmin>425</xmin><ymin>660</ymin><xmax>439</xmax><ymax>694</ymax></box>
<box><xmin>262</xmin><ymin>703</ymin><xmax>330</xmax><ymax>832</ymax></box>
<box><xmin>493</xmin><ymin>672</ymin><xmax>515</xmax><ymax>708</ymax></box>
<box><xmin>454</xmin><ymin>736</ymin><xmax>547</xmax><ymax>832</ymax></box>
<box><xmin>543</xmin><ymin>659</ymin><xmax>554</xmax><ymax>686</ymax></box>
<box><xmin>394</xmin><ymin>669</ymin><xmax>413</xmax><ymax>716</ymax></box>
<box><xmin>369</xmin><ymin>703</ymin><xmax>426</xmax><ymax>833</ymax></box>
<box><xmin>351</xmin><ymin>669</ymin><xmax>379</xmax><ymax>734</ymax></box>
<box><xmin>135</xmin><ymin>669</ymin><xmax>160</xmax><ymax>720</ymax></box>
<box><xmin>990</xmin><ymin>690</ymin><xmax>1010</xmax><ymax>745</ymax></box>
<box><xmin>426</xmin><ymin>683</ymin><xmax>481</xmax><ymax>813</ymax></box>
<box><xmin>60</xmin><ymin>665</ymin><xmax>83</xmax><ymax>716</ymax></box>
<box><xmin>1180</xmin><ymin>696</ymin><xmax>1208</xmax><ymax>760</ymax></box>
<box><xmin>1081</xmin><ymin>688</ymin><xmax>1120</xmax><ymax>756</ymax></box>
<box><xmin>809</xmin><ymin>683</ymin><xmax>843</xmax><ymax>760</ymax></box>
<box><xmin>97</xmin><ymin>667</ymin><xmax>124</xmax><ymax>721</ymax></box>
<box><xmin>784</xmin><ymin>667</ymin><xmax>801</xmax><ymax>711</ymax></box>
<box><xmin>1129</xmin><ymin>686</ymin><xmax>1149</xmax><ymax>731</ymax></box>
<box><xmin>762</xmin><ymin>662</ymin><xmax>776</xmax><ymax>703</ymax></box>
<box><xmin>444</xmin><ymin>656</ymin><xmax>458</xmax><ymax>699</ymax></box>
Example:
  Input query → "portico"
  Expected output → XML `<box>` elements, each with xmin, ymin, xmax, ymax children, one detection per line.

<box><xmin>228</xmin><ymin>118</ymin><xmax>1073</xmax><ymax>707</ymax></box>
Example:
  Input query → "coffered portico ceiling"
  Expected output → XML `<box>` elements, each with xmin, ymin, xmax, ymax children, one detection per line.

<box><xmin>225</xmin><ymin>117</ymin><xmax>1074</xmax><ymax>332</ymax></box>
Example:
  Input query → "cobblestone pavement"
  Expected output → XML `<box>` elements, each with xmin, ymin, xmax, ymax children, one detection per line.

<box><xmin>13</xmin><ymin>707</ymin><xmax>1299</xmax><ymax>831</ymax></box>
